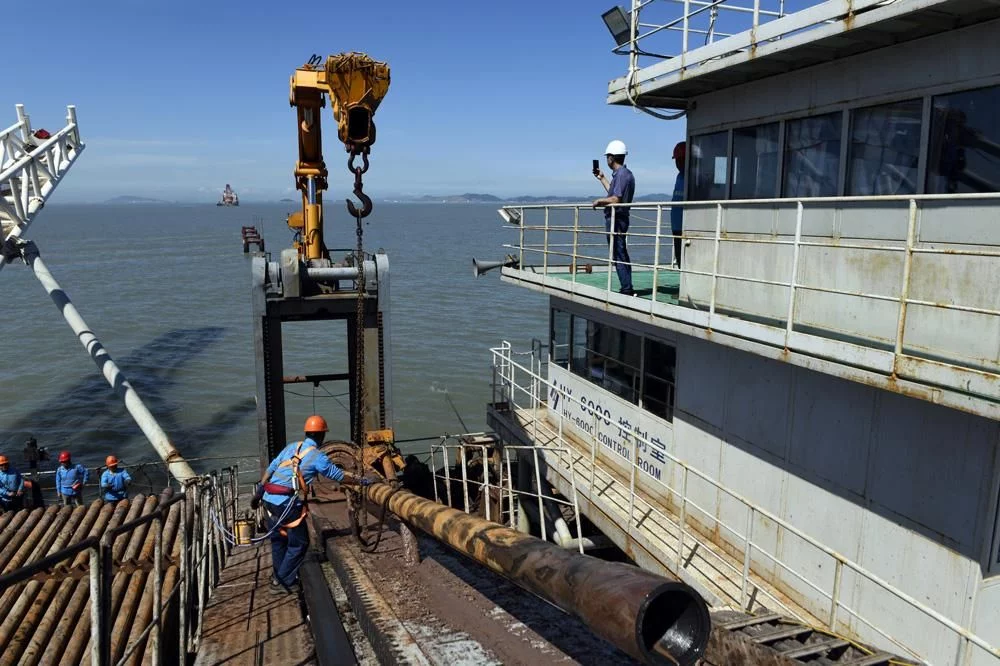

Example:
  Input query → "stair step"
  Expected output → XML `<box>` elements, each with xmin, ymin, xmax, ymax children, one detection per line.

<box><xmin>840</xmin><ymin>652</ymin><xmax>896</xmax><ymax>666</ymax></box>
<box><xmin>719</xmin><ymin>613</ymin><xmax>783</xmax><ymax>630</ymax></box>
<box><xmin>779</xmin><ymin>637</ymin><xmax>850</xmax><ymax>659</ymax></box>
<box><xmin>751</xmin><ymin>625</ymin><xmax>813</xmax><ymax>643</ymax></box>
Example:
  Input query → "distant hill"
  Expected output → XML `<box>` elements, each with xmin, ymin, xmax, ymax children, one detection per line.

<box><xmin>414</xmin><ymin>193</ymin><xmax>503</xmax><ymax>203</ymax></box>
<box><xmin>104</xmin><ymin>196</ymin><xmax>170</xmax><ymax>205</ymax></box>
<box><xmin>389</xmin><ymin>192</ymin><xmax>675</xmax><ymax>204</ymax></box>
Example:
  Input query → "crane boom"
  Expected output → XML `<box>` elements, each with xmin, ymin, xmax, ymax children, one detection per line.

<box><xmin>289</xmin><ymin>53</ymin><xmax>390</xmax><ymax>260</ymax></box>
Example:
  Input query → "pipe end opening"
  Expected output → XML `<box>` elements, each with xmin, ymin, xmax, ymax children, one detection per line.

<box><xmin>637</xmin><ymin>584</ymin><xmax>711</xmax><ymax>666</ymax></box>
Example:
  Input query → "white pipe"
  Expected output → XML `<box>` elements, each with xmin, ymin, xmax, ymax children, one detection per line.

<box><xmin>306</xmin><ymin>266</ymin><xmax>359</xmax><ymax>280</ymax></box>
<box><xmin>22</xmin><ymin>241</ymin><xmax>197</xmax><ymax>482</ymax></box>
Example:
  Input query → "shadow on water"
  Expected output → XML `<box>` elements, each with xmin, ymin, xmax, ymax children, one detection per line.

<box><xmin>0</xmin><ymin>326</ymin><xmax>255</xmax><ymax>467</ymax></box>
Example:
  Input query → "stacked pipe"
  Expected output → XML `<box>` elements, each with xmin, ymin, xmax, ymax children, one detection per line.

<box><xmin>365</xmin><ymin>482</ymin><xmax>712</xmax><ymax>666</ymax></box>
<box><xmin>0</xmin><ymin>494</ymin><xmax>189</xmax><ymax>665</ymax></box>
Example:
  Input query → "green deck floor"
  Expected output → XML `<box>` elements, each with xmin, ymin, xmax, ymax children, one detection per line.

<box><xmin>562</xmin><ymin>269</ymin><xmax>681</xmax><ymax>305</ymax></box>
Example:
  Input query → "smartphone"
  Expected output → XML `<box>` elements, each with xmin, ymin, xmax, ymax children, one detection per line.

<box><xmin>592</xmin><ymin>159</ymin><xmax>600</xmax><ymax>175</ymax></box>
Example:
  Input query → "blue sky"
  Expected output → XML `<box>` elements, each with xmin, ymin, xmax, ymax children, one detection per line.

<box><xmin>3</xmin><ymin>0</ymin><xmax>686</xmax><ymax>202</ymax></box>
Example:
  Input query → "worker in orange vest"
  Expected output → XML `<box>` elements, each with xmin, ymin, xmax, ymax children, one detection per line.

<box><xmin>251</xmin><ymin>415</ymin><xmax>370</xmax><ymax>594</ymax></box>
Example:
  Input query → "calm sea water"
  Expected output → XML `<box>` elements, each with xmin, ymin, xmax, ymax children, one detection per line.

<box><xmin>0</xmin><ymin>203</ymin><xmax>545</xmax><ymax>472</ymax></box>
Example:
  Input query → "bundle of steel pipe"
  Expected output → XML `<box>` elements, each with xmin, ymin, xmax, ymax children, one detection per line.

<box><xmin>365</xmin><ymin>483</ymin><xmax>711</xmax><ymax>666</ymax></box>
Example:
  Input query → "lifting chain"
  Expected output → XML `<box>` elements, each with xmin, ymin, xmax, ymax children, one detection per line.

<box><xmin>348</xmin><ymin>148</ymin><xmax>378</xmax><ymax>551</ymax></box>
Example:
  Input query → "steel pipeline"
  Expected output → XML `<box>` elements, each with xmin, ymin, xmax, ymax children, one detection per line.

<box><xmin>364</xmin><ymin>483</ymin><xmax>711</xmax><ymax>666</ymax></box>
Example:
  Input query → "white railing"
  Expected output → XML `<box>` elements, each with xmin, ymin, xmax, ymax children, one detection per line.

<box><xmin>500</xmin><ymin>194</ymin><xmax>1000</xmax><ymax>415</ymax></box>
<box><xmin>0</xmin><ymin>104</ymin><xmax>84</xmax><ymax>267</ymax></box>
<box><xmin>429</xmin><ymin>436</ymin><xmax>586</xmax><ymax>552</ymax></box>
<box><xmin>610</xmin><ymin>0</ymin><xmax>895</xmax><ymax>101</ymax></box>
<box><xmin>490</xmin><ymin>341</ymin><xmax>1000</xmax><ymax>665</ymax></box>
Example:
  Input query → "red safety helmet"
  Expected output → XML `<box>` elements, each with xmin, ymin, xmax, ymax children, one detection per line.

<box><xmin>59</xmin><ymin>451</ymin><xmax>72</xmax><ymax>463</ymax></box>
<box><xmin>0</xmin><ymin>455</ymin><xmax>8</xmax><ymax>465</ymax></box>
<box><xmin>106</xmin><ymin>455</ymin><xmax>119</xmax><ymax>467</ymax></box>
<box><xmin>303</xmin><ymin>415</ymin><xmax>328</xmax><ymax>433</ymax></box>
<box><xmin>672</xmin><ymin>141</ymin><xmax>687</xmax><ymax>161</ymax></box>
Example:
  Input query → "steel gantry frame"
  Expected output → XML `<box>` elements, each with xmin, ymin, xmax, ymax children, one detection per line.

<box><xmin>0</xmin><ymin>104</ymin><xmax>84</xmax><ymax>271</ymax></box>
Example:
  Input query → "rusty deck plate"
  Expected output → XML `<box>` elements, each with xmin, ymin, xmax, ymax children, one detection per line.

<box><xmin>194</xmin><ymin>543</ymin><xmax>315</xmax><ymax>666</ymax></box>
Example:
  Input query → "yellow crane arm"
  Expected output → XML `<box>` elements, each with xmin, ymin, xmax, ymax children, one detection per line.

<box><xmin>289</xmin><ymin>53</ymin><xmax>390</xmax><ymax>260</ymax></box>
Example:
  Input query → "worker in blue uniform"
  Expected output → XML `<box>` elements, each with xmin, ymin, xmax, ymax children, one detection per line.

<box><xmin>55</xmin><ymin>451</ymin><xmax>89</xmax><ymax>506</ymax></box>
<box><xmin>100</xmin><ymin>455</ymin><xmax>132</xmax><ymax>504</ymax></box>
<box><xmin>251</xmin><ymin>415</ymin><xmax>371</xmax><ymax>594</ymax></box>
<box><xmin>0</xmin><ymin>455</ymin><xmax>24</xmax><ymax>512</ymax></box>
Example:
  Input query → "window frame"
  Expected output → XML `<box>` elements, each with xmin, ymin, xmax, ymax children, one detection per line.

<box><xmin>682</xmin><ymin>75</ymin><xmax>1000</xmax><ymax>201</ymax></box>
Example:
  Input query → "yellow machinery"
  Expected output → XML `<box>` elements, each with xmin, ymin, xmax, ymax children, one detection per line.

<box><xmin>289</xmin><ymin>53</ymin><xmax>390</xmax><ymax>260</ymax></box>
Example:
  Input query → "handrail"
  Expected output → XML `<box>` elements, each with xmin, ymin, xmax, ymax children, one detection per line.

<box><xmin>0</xmin><ymin>466</ymin><xmax>239</xmax><ymax>666</ymax></box>
<box><xmin>497</xmin><ymin>195</ymin><xmax>1000</xmax><ymax>416</ymax></box>
<box><xmin>490</xmin><ymin>343</ymin><xmax>1000</xmax><ymax>664</ymax></box>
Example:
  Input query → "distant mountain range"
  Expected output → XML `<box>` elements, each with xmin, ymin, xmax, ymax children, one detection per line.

<box><xmin>383</xmin><ymin>193</ymin><xmax>674</xmax><ymax>204</ymax></box>
<box><xmin>104</xmin><ymin>196</ymin><xmax>172</xmax><ymax>204</ymax></box>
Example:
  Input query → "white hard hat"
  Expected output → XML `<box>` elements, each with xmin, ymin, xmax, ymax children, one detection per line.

<box><xmin>604</xmin><ymin>140</ymin><xmax>628</xmax><ymax>156</ymax></box>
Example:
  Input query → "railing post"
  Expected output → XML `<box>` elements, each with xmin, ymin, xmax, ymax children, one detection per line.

<box><xmin>830</xmin><ymin>558</ymin><xmax>843</xmax><ymax>629</ymax></box>
<box><xmin>785</xmin><ymin>201</ymin><xmax>804</xmax><ymax>347</ymax></box>
<box><xmin>741</xmin><ymin>507</ymin><xmax>755</xmax><ymax>609</ymax></box>
<box><xmin>893</xmin><ymin>199</ymin><xmax>918</xmax><ymax>375</ymax></box>
<box><xmin>627</xmin><ymin>431</ymin><xmax>638</xmax><ymax>537</ymax></box>
<box><xmin>590</xmin><ymin>408</ymin><xmax>598</xmax><ymax>492</ymax></box>
<box><xmin>100</xmin><ymin>538</ymin><xmax>113</xmax><ymax>666</ymax></box>
<box><xmin>683</xmin><ymin>0</ymin><xmax>690</xmax><ymax>52</ymax></box>
<box><xmin>710</xmin><ymin>203</ymin><xmax>723</xmax><ymax>318</ymax></box>
<box><xmin>518</xmin><ymin>207</ymin><xmax>525</xmax><ymax>270</ymax></box>
<box><xmin>607</xmin><ymin>207</ymin><xmax>616</xmax><ymax>295</ymax></box>
<box><xmin>676</xmin><ymin>465</ymin><xmax>689</xmax><ymax>570</ymax></box>
<box><xmin>542</xmin><ymin>207</ymin><xmax>550</xmax><ymax>276</ymax></box>
<box><xmin>89</xmin><ymin>545</ymin><xmax>107</xmax><ymax>666</ymax></box>
<box><xmin>505</xmin><ymin>448</ymin><xmax>516</xmax><ymax>529</ymax></box>
<box><xmin>443</xmin><ymin>440</ymin><xmax>453</xmax><ymax>508</ymax></box>
<box><xmin>460</xmin><ymin>445</ymin><xmax>471</xmax><ymax>514</ymax></box>
<box><xmin>180</xmin><ymin>492</ymin><xmax>189</xmax><ymax>658</ymax></box>
<box><xmin>534</xmin><ymin>448</ymin><xmax>547</xmax><ymax>542</ymax></box>
<box><xmin>152</xmin><ymin>511</ymin><xmax>163</xmax><ymax>666</ymax></box>
<box><xmin>652</xmin><ymin>205</ymin><xmax>663</xmax><ymax>305</ymax></box>
<box><xmin>482</xmin><ymin>445</ymin><xmax>491</xmax><ymax>522</ymax></box>
<box><xmin>571</xmin><ymin>206</ymin><xmax>580</xmax><ymax>283</ymax></box>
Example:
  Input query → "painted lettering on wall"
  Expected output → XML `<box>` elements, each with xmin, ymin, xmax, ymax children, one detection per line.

<box><xmin>548</xmin><ymin>365</ymin><xmax>670</xmax><ymax>482</ymax></box>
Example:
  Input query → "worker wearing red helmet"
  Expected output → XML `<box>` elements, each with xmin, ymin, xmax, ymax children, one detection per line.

<box><xmin>55</xmin><ymin>451</ymin><xmax>89</xmax><ymax>506</ymax></box>
<box><xmin>0</xmin><ymin>455</ymin><xmax>24</xmax><ymax>513</ymax></box>
<box><xmin>251</xmin><ymin>415</ymin><xmax>370</xmax><ymax>594</ymax></box>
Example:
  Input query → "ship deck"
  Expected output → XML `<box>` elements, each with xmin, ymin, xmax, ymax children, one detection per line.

<box><xmin>194</xmin><ymin>544</ymin><xmax>315</xmax><ymax>666</ymax></box>
<box><xmin>563</xmin><ymin>269</ymin><xmax>680</xmax><ymax>304</ymax></box>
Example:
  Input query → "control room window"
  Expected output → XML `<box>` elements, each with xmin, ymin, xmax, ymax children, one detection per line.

<box><xmin>576</xmin><ymin>319</ymin><xmax>641</xmax><ymax>404</ymax></box>
<box><xmin>847</xmin><ymin>99</ymin><xmax>923</xmax><ymax>196</ymax></box>
<box><xmin>550</xmin><ymin>309</ymin><xmax>571</xmax><ymax>369</ymax></box>
<box><xmin>783</xmin><ymin>112</ymin><xmax>843</xmax><ymax>197</ymax></box>
<box><xmin>731</xmin><ymin>123</ymin><xmax>780</xmax><ymax>199</ymax></box>
<box><xmin>642</xmin><ymin>338</ymin><xmax>676</xmax><ymax>422</ymax></box>
<box><xmin>690</xmin><ymin>131</ymin><xmax>729</xmax><ymax>201</ymax></box>
<box><xmin>927</xmin><ymin>85</ymin><xmax>1000</xmax><ymax>194</ymax></box>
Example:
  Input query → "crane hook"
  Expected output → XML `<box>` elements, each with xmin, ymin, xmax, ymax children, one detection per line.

<box><xmin>346</xmin><ymin>152</ymin><xmax>373</xmax><ymax>219</ymax></box>
<box><xmin>346</xmin><ymin>188</ymin><xmax>373</xmax><ymax>219</ymax></box>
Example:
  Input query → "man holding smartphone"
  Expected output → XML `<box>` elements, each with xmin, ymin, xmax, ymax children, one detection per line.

<box><xmin>593</xmin><ymin>140</ymin><xmax>635</xmax><ymax>296</ymax></box>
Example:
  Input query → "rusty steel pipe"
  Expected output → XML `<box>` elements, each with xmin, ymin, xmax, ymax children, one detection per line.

<box><xmin>365</xmin><ymin>483</ymin><xmax>711</xmax><ymax>666</ymax></box>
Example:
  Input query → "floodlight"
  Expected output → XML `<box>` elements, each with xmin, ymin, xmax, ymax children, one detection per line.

<box><xmin>602</xmin><ymin>7</ymin><xmax>631</xmax><ymax>47</ymax></box>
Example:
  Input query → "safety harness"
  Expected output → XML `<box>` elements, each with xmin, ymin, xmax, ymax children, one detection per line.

<box><xmin>264</xmin><ymin>441</ymin><xmax>317</xmax><ymax>532</ymax></box>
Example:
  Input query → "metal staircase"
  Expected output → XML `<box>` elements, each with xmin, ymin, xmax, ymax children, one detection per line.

<box><xmin>0</xmin><ymin>104</ymin><xmax>84</xmax><ymax>269</ymax></box>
